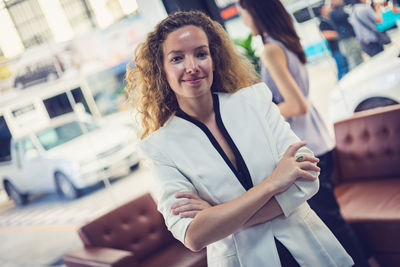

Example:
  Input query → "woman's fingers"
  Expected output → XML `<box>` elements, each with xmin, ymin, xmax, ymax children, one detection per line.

<box><xmin>179</xmin><ymin>211</ymin><xmax>199</xmax><ymax>218</ymax></box>
<box><xmin>296</xmin><ymin>154</ymin><xmax>319</xmax><ymax>164</ymax></box>
<box><xmin>171</xmin><ymin>202</ymin><xmax>205</xmax><ymax>215</ymax></box>
<box><xmin>298</xmin><ymin>169</ymin><xmax>319</xmax><ymax>181</ymax></box>
<box><xmin>171</xmin><ymin>198</ymin><xmax>195</xmax><ymax>209</ymax></box>
<box><xmin>284</xmin><ymin>141</ymin><xmax>307</xmax><ymax>157</ymax></box>
<box><xmin>298</xmin><ymin>162</ymin><xmax>320</xmax><ymax>172</ymax></box>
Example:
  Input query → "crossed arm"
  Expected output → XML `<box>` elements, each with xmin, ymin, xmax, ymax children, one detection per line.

<box><xmin>169</xmin><ymin>141</ymin><xmax>320</xmax><ymax>251</ymax></box>
<box><xmin>171</xmin><ymin>191</ymin><xmax>283</xmax><ymax>228</ymax></box>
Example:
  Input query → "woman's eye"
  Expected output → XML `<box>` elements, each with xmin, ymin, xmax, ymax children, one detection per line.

<box><xmin>171</xmin><ymin>56</ymin><xmax>182</xmax><ymax>63</ymax></box>
<box><xmin>197</xmin><ymin>51</ymin><xmax>207</xmax><ymax>58</ymax></box>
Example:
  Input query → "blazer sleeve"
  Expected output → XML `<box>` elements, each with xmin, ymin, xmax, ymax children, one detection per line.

<box><xmin>250</xmin><ymin>82</ymin><xmax>320</xmax><ymax>217</ymax></box>
<box><xmin>137</xmin><ymin>138</ymin><xmax>195</xmax><ymax>244</ymax></box>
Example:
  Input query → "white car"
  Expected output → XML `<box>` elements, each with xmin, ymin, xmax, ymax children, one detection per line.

<box><xmin>0</xmin><ymin>113</ymin><xmax>139</xmax><ymax>205</ymax></box>
<box><xmin>329</xmin><ymin>45</ymin><xmax>400</xmax><ymax>123</ymax></box>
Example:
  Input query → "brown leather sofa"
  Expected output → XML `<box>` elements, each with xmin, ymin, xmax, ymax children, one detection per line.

<box><xmin>64</xmin><ymin>193</ymin><xmax>207</xmax><ymax>267</ymax></box>
<box><xmin>333</xmin><ymin>104</ymin><xmax>400</xmax><ymax>267</ymax></box>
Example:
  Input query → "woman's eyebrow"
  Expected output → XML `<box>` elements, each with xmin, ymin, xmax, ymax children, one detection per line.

<box><xmin>167</xmin><ymin>45</ymin><xmax>209</xmax><ymax>56</ymax></box>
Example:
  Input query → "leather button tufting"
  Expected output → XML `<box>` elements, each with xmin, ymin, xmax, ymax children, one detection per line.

<box><xmin>344</xmin><ymin>134</ymin><xmax>353</xmax><ymax>144</ymax></box>
<box><xmin>361</xmin><ymin>130</ymin><xmax>370</xmax><ymax>141</ymax></box>
<box><xmin>139</xmin><ymin>209</ymin><xmax>147</xmax><ymax>216</ymax></box>
<box><xmin>383</xmin><ymin>148</ymin><xmax>393</xmax><ymax>156</ymax></box>
<box><xmin>131</xmin><ymin>238</ymin><xmax>140</xmax><ymax>245</ymax></box>
<box><xmin>366</xmin><ymin>152</ymin><xmax>374</xmax><ymax>159</ymax></box>
<box><xmin>381</xmin><ymin>127</ymin><xmax>389</xmax><ymax>137</ymax></box>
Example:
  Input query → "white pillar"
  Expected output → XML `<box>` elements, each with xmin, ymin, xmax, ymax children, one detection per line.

<box><xmin>88</xmin><ymin>0</ymin><xmax>114</xmax><ymax>28</ymax></box>
<box><xmin>136</xmin><ymin>0</ymin><xmax>167</xmax><ymax>31</ymax></box>
<box><xmin>38</xmin><ymin>0</ymin><xmax>74</xmax><ymax>43</ymax></box>
<box><xmin>0</xmin><ymin>9</ymin><xmax>24</xmax><ymax>57</ymax></box>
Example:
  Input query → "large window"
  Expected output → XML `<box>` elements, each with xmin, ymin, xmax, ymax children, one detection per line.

<box><xmin>5</xmin><ymin>0</ymin><xmax>53</xmax><ymax>48</ymax></box>
<box><xmin>72</xmin><ymin>87</ymin><xmax>91</xmax><ymax>114</ymax></box>
<box><xmin>59</xmin><ymin>0</ymin><xmax>96</xmax><ymax>35</ymax></box>
<box><xmin>43</xmin><ymin>93</ymin><xmax>73</xmax><ymax>119</ymax></box>
<box><xmin>0</xmin><ymin>116</ymin><xmax>12</xmax><ymax>162</ymax></box>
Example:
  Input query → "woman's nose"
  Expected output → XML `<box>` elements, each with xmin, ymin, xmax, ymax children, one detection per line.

<box><xmin>185</xmin><ymin>57</ymin><xmax>199</xmax><ymax>73</ymax></box>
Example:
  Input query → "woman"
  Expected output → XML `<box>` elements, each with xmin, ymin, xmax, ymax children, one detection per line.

<box><xmin>238</xmin><ymin>0</ymin><xmax>369</xmax><ymax>266</ymax></box>
<box><xmin>127</xmin><ymin>10</ymin><xmax>353</xmax><ymax>267</ymax></box>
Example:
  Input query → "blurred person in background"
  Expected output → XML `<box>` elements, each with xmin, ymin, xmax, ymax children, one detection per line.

<box><xmin>237</xmin><ymin>0</ymin><xmax>371</xmax><ymax>266</ymax></box>
<box><xmin>128</xmin><ymin>10</ymin><xmax>354</xmax><ymax>267</ymax></box>
<box><xmin>393</xmin><ymin>0</ymin><xmax>400</xmax><ymax>13</ymax></box>
<box><xmin>319</xmin><ymin>4</ymin><xmax>350</xmax><ymax>80</ymax></box>
<box><xmin>350</xmin><ymin>0</ymin><xmax>385</xmax><ymax>57</ymax></box>
<box><xmin>330</xmin><ymin>0</ymin><xmax>364</xmax><ymax>69</ymax></box>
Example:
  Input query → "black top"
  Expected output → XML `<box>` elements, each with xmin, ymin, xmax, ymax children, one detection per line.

<box><xmin>329</xmin><ymin>5</ymin><xmax>356</xmax><ymax>39</ymax></box>
<box><xmin>319</xmin><ymin>17</ymin><xmax>340</xmax><ymax>52</ymax></box>
<box><xmin>175</xmin><ymin>94</ymin><xmax>254</xmax><ymax>191</ymax></box>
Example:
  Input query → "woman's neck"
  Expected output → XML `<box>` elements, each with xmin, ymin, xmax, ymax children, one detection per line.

<box><xmin>177</xmin><ymin>92</ymin><xmax>214</xmax><ymax>124</ymax></box>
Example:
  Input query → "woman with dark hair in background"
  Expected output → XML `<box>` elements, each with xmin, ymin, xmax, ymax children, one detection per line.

<box><xmin>238</xmin><ymin>0</ymin><xmax>370</xmax><ymax>266</ymax></box>
<box><xmin>128</xmin><ymin>10</ymin><xmax>353</xmax><ymax>267</ymax></box>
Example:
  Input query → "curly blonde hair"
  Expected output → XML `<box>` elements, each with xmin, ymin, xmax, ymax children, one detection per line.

<box><xmin>126</xmin><ymin>11</ymin><xmax>259</xmax><ymax>139</ymax></box>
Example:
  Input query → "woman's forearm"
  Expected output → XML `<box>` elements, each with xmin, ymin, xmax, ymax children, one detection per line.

<box><xmin>184</xmin><ymin>178</ymin><xmax>278</xmax><ymax>251</ymax></box>
<box><xmin>242</xmin><ymin>197</ymin><xmax>283</xmax><ymax>227</ymax></box>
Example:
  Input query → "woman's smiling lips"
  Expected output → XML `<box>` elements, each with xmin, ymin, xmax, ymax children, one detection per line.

<box><xmin>182</xmin><ymin>77</ymin><xmax>204</xmax><ymax>85</ymax></box>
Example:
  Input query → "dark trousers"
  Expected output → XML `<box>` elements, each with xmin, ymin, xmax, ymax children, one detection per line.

<box><xmin>361</xmin><ymin>41</ymin><xmax>384</xmax><ymax>57</ymax></box>
<box><xmin>332</xmin><ymin>50</ymin><xmax>349</xmax><ymax>80</ymax></box>
<box><xmin>308</xmin><ymin>150</ymin><xmax>370</xmax><ymax>267</ymax></box>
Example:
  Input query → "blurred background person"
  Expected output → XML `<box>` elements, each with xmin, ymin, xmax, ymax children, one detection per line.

<box><xmin>350</xmin><ymin>0</ymin><xmax>385</xmax><ymax>57</ymax></box>
<box><xmin>319</xmin><ymin>4</ymin><xmax>350</xmax><ymax>80</ymax></box>
<box><xmin>393</xmin><ymin>0</ymin><xmax>400</xmax><ymax>13</ymax></box>
<box><xmin>330</xmin><ymin>0</ymin><xmax>364</xmax><ymax>70</ymax></box>
<box><xmin>238</xmin><ymin>0</ymin><xmax>370</xmax><ymax>266</ymax></box>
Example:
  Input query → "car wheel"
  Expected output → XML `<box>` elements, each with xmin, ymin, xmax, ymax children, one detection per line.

<box><xmin>55</xmin><ymin>172</ymin><xmax>80</xmax><ymax>200</ymax></box>
<box><xmin>4</xmin><ymin>181</ymin><xmax>28</xmax><ymax>206</ymax></box>
<box><xmin>354</xmin><ymin>97</ymin><xmax>398</xmax><ymax>113</ymax></box>
<box><xmin>46</xmin><ymin>73</ymin><xmax>58</xmax><ymax>82</ymax></box>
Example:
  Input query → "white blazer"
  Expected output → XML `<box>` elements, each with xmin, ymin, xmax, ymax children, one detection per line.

<box><xmin>138</xmin><ymin>83</ymin><xmax>353</xmax><ymax>267</ymax></box>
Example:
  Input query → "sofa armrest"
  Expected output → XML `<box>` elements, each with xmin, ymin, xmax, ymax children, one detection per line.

<box><xmin>64</xmin><ymin>247</ymin><xmax>138</xmax><ymax>267</ymax></box>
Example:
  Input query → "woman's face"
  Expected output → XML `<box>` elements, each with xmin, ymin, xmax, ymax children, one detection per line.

<box><xmin>238</xmin><ymin>6</ymin><xmax>259</xmax><ymax>36</ymax></box>
<box><xmin>162</xmin><ymin>25</ymin><xmax>214</xmax><ymax>103</ymax></box>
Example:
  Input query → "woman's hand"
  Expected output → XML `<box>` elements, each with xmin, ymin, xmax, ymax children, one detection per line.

<box><xmin>269</xmin><ymin>141</ymin><xmax>320</xmax><ymax>193</ymax></box>
<box><xmin>170</xmin><ymin>191</ymin><xmax>212</xmax><ymax>218</ymax></box>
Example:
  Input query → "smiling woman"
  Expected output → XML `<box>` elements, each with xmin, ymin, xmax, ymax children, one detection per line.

<box><xmin>126</xmin><ymin>11</ymin><xmax>354</xmax><ymax>267</ymax></box>
<box><xmin>126</xmin><ymin>11</ymin><xmax>257</xmax><ymax>139</ymax></box>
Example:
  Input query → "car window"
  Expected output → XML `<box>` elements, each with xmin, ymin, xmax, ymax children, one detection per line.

<box><xmin>22</xmin><ymin>137</ymin><xmax>40</xmax><ymax>160</ymax></box>
<box><xmin>83</xmin><ymin>121</ymin><xmax>99</xmax><ymax>132</ymax></box>
<box><xmin>36</xmin><ymin>120</ymin><xmax>99</xmax><ymax>150</ymax></box>
<box><xmin>37</xmin><ymin>121</ymin><xmax>84</xmax><ymax>150</ymax></box>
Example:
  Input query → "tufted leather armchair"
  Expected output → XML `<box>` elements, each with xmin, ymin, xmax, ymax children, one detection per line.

<box><xmin>333</xmin><ymin>104</ymin><xmax>400</xmax><ymax>267</ymax></box>
<box><xmin>64</xmin><ymin>193</ymin><xmax>207</xmax><ymax>267</ymax></box>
